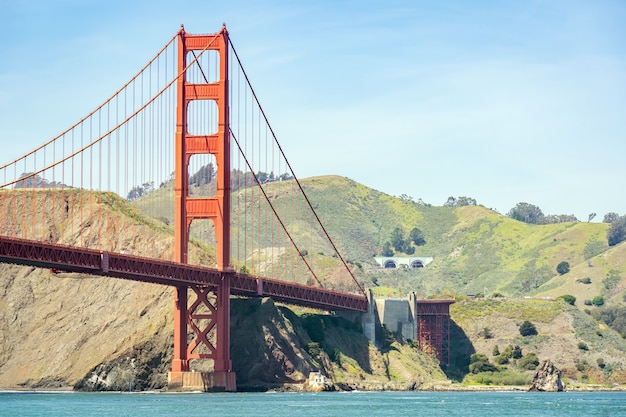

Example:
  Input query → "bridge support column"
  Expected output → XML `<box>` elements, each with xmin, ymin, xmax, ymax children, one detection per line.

<box><xmin>167</xmin><ymin>281</ymin><xmax>236</xmax><ymax>392</ymax></box>
<box><xmin>171</xmin><ymin>286</ymin><xmax>189</xmax><ymax>373</ymax></box>
<box><xmin>169</xmin><ymin>25</ymin><xmax>235</xmax><ymax>392</ymax></box>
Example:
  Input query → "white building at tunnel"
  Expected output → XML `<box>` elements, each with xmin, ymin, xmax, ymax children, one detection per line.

<box><xmin>373</xmin><ymin>256</ymin><xmax>434</xmax><ymax>269</ymax></box>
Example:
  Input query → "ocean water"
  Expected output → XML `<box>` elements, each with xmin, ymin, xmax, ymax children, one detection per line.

<box><xmin>0</xmin><ymin>390</ymin><xmax>624</xmax><ymax>417</ymax></box>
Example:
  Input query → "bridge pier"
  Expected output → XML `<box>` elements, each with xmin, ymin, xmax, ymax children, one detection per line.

<box><xmin>168</xmin><ymin>371</ymin><xmax>236</xmax><ymax>392</ymax></box>
<box><xmin>169</xmin><ymin>281</ymin><xmax>237</xmax><ymax>392</ymax></box>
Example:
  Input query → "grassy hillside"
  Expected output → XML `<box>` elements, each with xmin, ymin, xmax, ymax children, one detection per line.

<box><xmin>265</xmin><ymin>176</ymin><xmax>623</xmax><ymax>306</ymax></box>
<box><xmin>131</xmin><ymin>174</ymin><xmax>625</xmax><ymax>307</ymax></box>
<box><xmin>450</xmin><ymin>297</ymin><xmax>626</xmax><ymax>387</ymax></box>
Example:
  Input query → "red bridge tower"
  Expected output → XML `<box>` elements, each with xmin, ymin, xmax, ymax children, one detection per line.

<box><xmin>168</xmin><ymin>25</ymin><xmax>236</xmax><ymax>391</ymax></box>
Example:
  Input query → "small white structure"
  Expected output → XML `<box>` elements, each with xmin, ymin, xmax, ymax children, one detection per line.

<box><xmin>305</xmin><ymin>372</ymin><xmax>330</xmax><ymax>391</ymax></box>
<box><xmin>374</xmin><ymin>256</ymin><xmax>433</xmax><ymax>269</ymax></box>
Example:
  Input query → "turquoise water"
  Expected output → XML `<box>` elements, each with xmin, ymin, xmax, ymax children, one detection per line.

<box><xmin>0</xmin><ymin>391</ymin><xmax>625</xmax><ymax>416</ymax></box>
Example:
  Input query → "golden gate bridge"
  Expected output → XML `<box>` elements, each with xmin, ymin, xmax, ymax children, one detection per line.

<box><xmin>0</xmin><ymin>25</ymin><xmax>450</xmax><ymax>391</ymax></box>
<box><xmin>0</xmin><ymin>25</ymin><xmax>367</xmax><ymax>391</ymax></box>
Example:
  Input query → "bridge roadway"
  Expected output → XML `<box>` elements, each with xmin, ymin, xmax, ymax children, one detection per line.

<box><xmin>0</xmin><ymin>236</ymin><xmax>368</xmax><ymax>312</ymax></box>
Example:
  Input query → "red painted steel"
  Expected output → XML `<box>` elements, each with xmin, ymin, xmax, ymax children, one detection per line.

<box><xmin>172</xmin><ymin>25</ymin><xmax>232</xmax><ymax>376</ymax></box>
<box><xmin>416</xmin><ymin>300</ymin><xmax>454</xmax><ymax>365</ymax></box>
<box><xmin>0</xmin><ymin>236</ymin><xmax>368</xmax><ymax>311</ymax></box>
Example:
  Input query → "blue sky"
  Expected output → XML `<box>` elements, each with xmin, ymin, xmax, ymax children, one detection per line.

<box><xmin>1</xmin><ymin>0</ymin><xmax>625</xmax><ymax>220</ymax></box>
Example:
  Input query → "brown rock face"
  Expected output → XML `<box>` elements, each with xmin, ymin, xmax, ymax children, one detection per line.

<box><xmin>529</xmin><ymin>359</ymin><xmax>565</xmax><ymax>392</ymax></box>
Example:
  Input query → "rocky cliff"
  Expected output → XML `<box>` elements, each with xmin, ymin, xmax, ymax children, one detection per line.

<box><xmin>529</xmin><ymin>360</ymin><xmax>565</xmax><ymax>392</ymax></box>
<box><xmin>0</xmin><ymin>262</ymin><xmax>446</xmax><ymax>391</ymax></box>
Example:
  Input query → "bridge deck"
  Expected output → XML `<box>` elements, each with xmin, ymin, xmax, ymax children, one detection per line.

<box><xmin>0</xmin><ymin>236</ymin><xmax>367</xmax><ymax>312</ymax></box>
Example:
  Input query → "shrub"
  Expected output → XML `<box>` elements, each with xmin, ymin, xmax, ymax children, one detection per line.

<box><xmin>591</xmin><ymin>296</ymin><xmax>605</xmax><ymax>307</ymax></box>
<box><xmin>466</xmin><ymin>369</ymin><xmax>531</xmax><ymax>386</ymax></box>
<box><xmin>556</xmin><ymin>261</ymin><xmax>570</xmax><ymax>275</ymax></box>
<box><xmin>519</xmin><ymin>320</ymin><xmax>538</xmax><ymax>337</ymax></box>
<box><xmin>512</xmin><ymin>345</ymin><xmax>523</xmax><ymax>359</ymax></box>
<box><xmin>481</xmin><ymin>327</ymin><xmax>493</xmax><ymax>339</ymax></box>
<box><xmin>577</xmin><ymin>277</ymin><xmax>592</xmax><ymax>284</ymax></box>
<box><xmin>495</xmin><ymin>354</ymin><xmax>509</xmax><ymax>365</ymax></box>
<box><xmin>324</xmin><ymin>346</ymin><xmax>341</xmax><ymax>365</ymax></box>
<box><xmin>501</xmin><ymin>345</ymin><xmax>513</xmax><ymax>358</ymax></box>
<box><xmin>518</xmin><ymin>352</ymin><xmax>540</xmax><ymax>370</ymax></box>
<box><xmin>492</xmin><ymin>345</ymin><xmax>500</xmax><ymax>356</ymax></box>
<box><xmin>495</xmin><ymin>345</ymin><xmax>515</xmax><ymax>364</ymax></box>
<box><xmin>607</xmin><ymin>215</ymin><xmax>626</xmax><ymax>246</ymax></box>
<box><xmin>578</xmin><ymin>342</ymin><xmax>589</xmax><ymax>351</ymax></box>
<box><xmin>591</xmin><ymin>306</ymin><xmax>626</xmax><ymax>338</ymax></box>
<box><xmin>584</xmin><ymin>300</ymin><xmax>592</xmax><ymax>306</ymax></box>
<box><xmin>306</xmin><ymin>342</ymin><xmax>321</xmax><ymax>358</ymax></box>
<box><xmin>597</xmin><ymin>358</ymin><xmax>606</xmax><ymax>369</ymax></box>
<box><xmin>576</xmin><ymin>359</ymin><xmax>588</xmax><ymax>372</ymax></box>
<box><xmin>557</xmin><ymin>294</ymin><xmax>576</xmax><ymax>305</ymax></box>
<box><xmin>469</xmin><ymin>353</ymin><xmax>498</xmax><ymax>374</ymax></box>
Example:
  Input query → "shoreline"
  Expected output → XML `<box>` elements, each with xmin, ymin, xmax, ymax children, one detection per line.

<box><xmin>3</xmin><ymin>382</ymin><xmax>625</xmax><ymax>394</ymax></box>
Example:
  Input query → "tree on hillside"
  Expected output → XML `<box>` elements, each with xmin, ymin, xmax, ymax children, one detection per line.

<box><xmin>588</xmin><ymin>213</ymin><xmax>597</xmax><ymax>222</ymax></box>
<box><xmin>127</xmin><ymin>181</ymin><xmax>155</xmax><ymax>201</ymax></box>
<box><xmin>592</xmin><ymin>306</ymin><xmax>626</xmax><ymax>338</ymax></box>
<box><xmin>557</xmin><ymin>294</ymin><xmax>576</xmax><ymax>305</ymax></box>
<box><xmin>444</xmin><ymin>196</ymin><xmax>477</xmax><ymax>207</ymax></box>
<box><xmin>541</xmin><ymin>214</ymin><xmax>578</xmax><ymax>224</ymax></box>
<box><xmin>518</xmin><ymin>352</ymin><xmax>540</xmax><ymax>370</ymax></box>
<box><xmin>519</xmin><ymin>320</ymin><xmax>538</xmax><ymax>336</ymax></box>
<box><xmin>391</xmin><ymin>227</ymin><xmax>407</xmax><ymax>252</ymax></box>
<box><xmin>492</xmin><ymin>345</ymin><xmax>500</xmax><ymax>356</ymax></box>
<box><xmin>14</xmin><ymin>172</ymin><xmax>68</xmax><ymax>189</ymax></box>
<box><xmin>507</xmin><ymin>202</ymin><xmax>544</xmax><ymax>224</ymax></box>
<box><xmin>556</xmin><ymin>261</ymin><xmax>570</xmax><ymax>275</ymax></box>
<box><xmin>603</xmin><ymin>212</ymin><xmax>620</xmax><ymax>223</ymax></box>
<box><xmin>468</xmin><ymin>353</ymin><xmax>498</xmax><ymax>373</ymax></box>
<box><xmin>188</xmin><ymin>163</ymin><xmax>214</xmax><ymax>187</ymax></box>
<box><xmin>591</xmin><ymin>295</ymin><xmax>605</xmax><ymax>307</ymax></box>
<box><xmin>381</xmin><ymin>241</ymin><xmax>394</xmax><ymax>257</ymax></box>
<box><xmin>607</xmin><ymin>215</ymin><xmax>626</xmax><ymax>246</ymax></box>
<box><xmin>409</xmin><ymin>227</ymin><xmax>426</xmax><ymax>246</ymax></box>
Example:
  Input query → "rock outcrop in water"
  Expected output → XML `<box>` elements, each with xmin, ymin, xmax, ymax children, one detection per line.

<box><xmin>529</xmin><ymin>359</ymin><xmax>565</xmax><ymax>392</ymax></box>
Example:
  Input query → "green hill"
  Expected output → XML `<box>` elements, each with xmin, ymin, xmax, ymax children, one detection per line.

<box><xmin>132</xmin><ymin>174</ymin><xmax>625</xmax><ymax>307</ymax></box>
<box><xmin>297</xmin><ymin>176</ymin><xmax>619</xmax><ymax>300</ymax></box>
